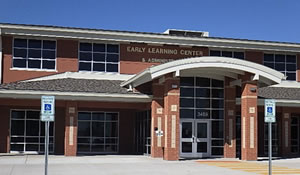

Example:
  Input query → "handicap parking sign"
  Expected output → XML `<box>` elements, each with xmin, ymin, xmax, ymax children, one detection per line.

<box><xmin>267</xmin><ymin>107</ymin><xmax>272</xmax><ymax>114</ymax></box>
<box><xmin>265</xmin><ymin>99</ymin><xmax>276</xmax><ymax>123</ymax></box>
<box><xmin>41</xmin><ymin>96</ymin><xmax>55</xmax><ymax>121</ymax></box>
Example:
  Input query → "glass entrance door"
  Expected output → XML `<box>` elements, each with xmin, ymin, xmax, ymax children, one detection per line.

<box><xmin>180</xmin><ymin>120</ymin><xmax>210</xmax><ymax>158</ymax></box>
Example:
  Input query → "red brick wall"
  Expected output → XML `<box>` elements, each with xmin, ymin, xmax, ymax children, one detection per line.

<box><xmin>245</xmin><ymin>51</ymin><xmax>263</xmax><ymax>64</ymax></box>
<box><xmin>2</xmin><ymin>36</ymin><xmax>78</xmax><ymax>83</ymax></box>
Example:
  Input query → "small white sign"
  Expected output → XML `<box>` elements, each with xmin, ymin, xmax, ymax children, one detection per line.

<box><xmin>265</xmin><ymin>99</ymin><xmax>276</xmax><ymax>123</ymax></box>
<box><xmin>41</xmin><ymin>96</ymin><xmax>55</xmax><ymax>122</ymax></box>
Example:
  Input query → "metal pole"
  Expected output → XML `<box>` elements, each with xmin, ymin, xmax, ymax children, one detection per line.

<box><xmin>45</xmin><ymin>121</ymin><xmax>49</xmax><ymax>175</ymax></box>
<box><xmin>269</xmin><ymin>122</ymin><xmax>272</xmax><ymax>175</ymax></box>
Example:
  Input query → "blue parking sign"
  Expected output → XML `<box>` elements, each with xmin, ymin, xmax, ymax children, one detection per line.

<box><xmin>267</xmin><ymin>107</ymin><xmax>272</xmax><ymax>114</ymax></box>
<box><xmin>41</xmin><ymin>96</ymin><xmax>55</xmax><ymax>121</ymax></box>
<box><xmin>45</xmin><ymin>104</ymin><xmax>51</xmax><ymax>111</ymax></box>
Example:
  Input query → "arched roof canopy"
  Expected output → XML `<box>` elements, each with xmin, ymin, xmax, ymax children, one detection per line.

<box><xmin>121</xmin><ymin>57</ymin><xmax>285</xmax><ymax>88</ymax></box>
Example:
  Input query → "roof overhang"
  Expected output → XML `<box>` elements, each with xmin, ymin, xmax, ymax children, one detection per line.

<box><xmin>0</xmin><ymin>89</ymin><xmax>152</xmax><ymax>103</ymax></box>
<box><xmin>121</xmin><ymin>56</ymin><xmax>285</xmax><ymax>88</ymax></box>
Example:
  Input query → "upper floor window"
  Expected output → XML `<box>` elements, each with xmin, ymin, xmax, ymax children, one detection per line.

<box><xmin>79</xmin><ymin>42</ymin><xmax>119</xmax><ymax>73</ymax></box>
<box><xmin>264</xmin><ymin>53</ymin><xmax>297</xmax><ymax>80</ymax></box>
<box><xmin>13</xmin><ymin>38</ymin><xmax>56</xmax><ymax>70</ymax></box>
<box><xmin>210</xmin><ymin>50</ymin><xmax>244</xmax><ymax>59</ymax></box>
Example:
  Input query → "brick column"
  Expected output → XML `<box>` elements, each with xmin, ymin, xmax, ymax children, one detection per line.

<box><xmin>64</xmin><ymin>101</ymin><xmax>78</xmax><ymax>156</ymax></box>
<box><xmin>151</xmin><ymin>80</ymin><xmax>164</xmax><ymax>158</ymax></box>
<box><xmin>224</xmin><ymin>78</ymin><xmax>236</xmax><ymax>158</ymax></box>
<box><xmin>241</xmin><ymin>74</ymin><xmax>258</xmax><ymax>161</ymax></box>
<box><xmin>281</xmin><ymin>111</ymin><xmax>291</xmax><ymax>157</ymax></box>
<box><xmin>163</xmin><ymin>74</ymin><xmax>180</xmax><ymax>161</ymax></box>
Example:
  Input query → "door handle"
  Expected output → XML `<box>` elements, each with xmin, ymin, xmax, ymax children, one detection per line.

<box><xmin>192</xmin><ymin>136</ymin><xmax>195</xmax><ymax>143</ymax></box>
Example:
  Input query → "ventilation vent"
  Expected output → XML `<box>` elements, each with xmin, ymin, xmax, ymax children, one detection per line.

<box><xmin>164</xmin><ymin>29</ymin><xmax>209</xmax><ymax>37</ymax></box>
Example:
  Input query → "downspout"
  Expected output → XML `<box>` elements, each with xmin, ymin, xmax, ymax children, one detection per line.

<box><xmin>0</xmin><ymin>28</ymin><xmax>2</xmax><ymax>84</ymax></box>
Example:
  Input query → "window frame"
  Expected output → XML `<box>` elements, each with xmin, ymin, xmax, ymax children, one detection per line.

<box><xmin>78</xmin><ymin>42</ymin><xmax>120</xmax><ymax>73</ymax></box>
<box><xmin>12</xmin><ymin>37</ymin><xmax>57</xmax><ymax>71</ymax></box>
<box><xmin>263</xmin><ymin>53</ymin><xmax>297</xmax><ymax>81</ymax></box>
<box><xmin>209</xmin><ymin>49</ymin><xmax>245</xmax><ymax>60</ymax></box>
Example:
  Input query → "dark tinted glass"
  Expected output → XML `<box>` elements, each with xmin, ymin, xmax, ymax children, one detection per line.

<box><xmin>286</xmin><ymin>63</ymin><xmax>296</xmax><ymax>71</ymax></box>
<box><xmin>182</xmin><ymin>142</ymin><xmax>192</xmax><ymax>153</ymax></box>
<box><xmin>43</xmin><ymin>40</ymin><xmax>56</xmax><ymax>50</ymax></box>
<box><xmin>28</xmin><ymin>60</ymin><xmax>41</xmax><ymax>69</ymax></box>
<box><xmin>93</xmin><ymin>63</ymin><xmax>105</xmax><ymax>71</ymax></box>
<box><xmin>106</xmin><ymin>54</ymin><xmax>119</xmax><ymax>62</ymax></box>
<box><xmin>79</xmin><ymin>52</ymin><xmax>92</xmax><ymax>61</ymax></box>
<box><xmin>286</xmin><ymin>55</ymin><xmax>296</xmax><ymax>63</ymax></box>
<box><xmin>180</xmin><ymin>87</ymin><xmax>194</xmax><ymax>97</ymax></box>
<box><xmin>77</xmin><ymin>144</ymin><xmax>90</xmax><ymax>152</ymax></box>
<box><xmin>80</xmin><ymin>43</ymin><xmax>92</xmax><ymax>51</ymax></box>
<box><xmin>27</xmin><ymin>111</ymin><xmax>40</xmax><ymax>119</ymax></box>
<box><xmin>106</xmin><ymin>113</ymin><xmax>118</xmax><ymax>121</ymax></box>
<box><xmin>28</xmin><ymin>49</ymin><xmax>41</xmax><ymax>58</ymax></box>
<box><xmin>286</xmin><ymin>73</ymin><xmax>296</xmax><ymax>81</ymax></box>
<box><xmin>180</xmin><ymin>98</ymin><xmax>194</xmax><ymax>108</ymax></box>
<box><xmin>264</xmin><ymin>62</ymin><xmax>274</xmax><ymax>69</ymax></box>
<box><xmin>196</xmin><ymin>88</ymin><xmax>210</xmax><ymax>97</ymax></box>
<box><xmin>12</xmin><ymin>111</ymin><xmax>25</xmax><ymax>119</ymax></box>
<box><xmin>92</xmin><ymin>122</ymin><xmax>104</xmax><ymax>137</ymax></box>
<box><xmin>92</xmin><ymin>145</ymin><xmax>105</xmax><ymax>152</ymax></box>
<box><xmin>92</xmin><ymin>113</ymin><xmax>105</xmax><ymax>120</ymax></box>
<box><xmin>26</xmin><ymin>120</ymin><xmax>39</xmax><ymax>136</ymax></box>
<box><xmin>212</xmin><ymin>147</ymin><xmax>223</xmax><ymax>155</ymax></box>
<box><xmin>233</xmin><ymin>52</ymin><xmax>244</xmax><ymax>59</ymax></box>
<box><xmin>212</xmin><ymin>79</ymin><xmax>223</xmax><ymax>87</ymax></box>
<box><xmin>212</xmin><ymin>99</ymin><xmax>224</xmax><ymax>108</ymax></box>
<box><xmin>79</xmin><ymin>62</ymin><xmax>91</xmax><ymax>71</ymax></box>
<box><xmin>210</xmin><ymin>50</ymin><xmax>221</xmax><ymax>56</ymax></box>
<box><xmin>275</xmin><ymin>63</ymin><xmax>285</xmax><ymax>71</ymax></box>
<box><xmin>180</xmin><ymin>77</ymin><xmax>194</xmax><ymax>87</ymax></box>
<box><xmin>197</xmin><ymin>142</ymin><xmax>207</xmax><ymax>153</ymax></box>
<box><xmin>42</xmin><ymin>60</ymin><xmax>55</xmax><ymax>69</ymax></box>
<box><xmin>78</xmin><ymin>121</ymin><xmax>91</xmax><ymax>136</ymax></box>
<box><xmin>14</xmin><ymin>39</ymin><xmax>27</xmax><ymax>48</ymax></box>
<box><xmin>28</xmin><ymin>39</ymin><xmax>42</xmax><ymax>48</ymax></box>
<box><xmin>78</xmin><ymin>112</ymin><xmax>92</xmax><ymax>120</ymax></box>
<box><xmin>196</xmin><ymin>109</ymin><xmax>210</xmax><ymax>119</ymax></box>
<box><xmin>264</xmin><ymin>54</ymin><xmax>274</xmax><ymax>62</ymax></box>
<box><xmin>212</xmin><ymin>140</ymin><xmax>224</xmax><ymax>146</ymax></box>
<box><xmin>180</xmin><ymin>109</ymin><xmax>194</xmax><ymax>119</ymax></box>
<box><xmin>105</xmin><ymin>122</ymin><xmax>118</xmax><ymax>137</ymax></box>
<box><xmin>196</xmin><ymin>99</ymin><xmax>210</xmax><ymax>108</ymax></box>
<box><xmin>13</xmin><ymin>59</ymin><xmax>26</xmax><ymax>68</ymax></box>
<box><xmin>42</xmin><ymin>50</ymin><xmax>55</xmax><ymax>59</ymax></box>
<box><xmin>212</xmin><ymin>121</ymin><xmax>223</xmax><ymax>138</ymax></box>
<box><xmin>93</xmin><ymin>53</ymin><xmax>105</xmax><ymax>61</ymax></box>
<box><xmin>196</xmin><ymin>77</ymin><xmax>210</xmax><ymax>87</ymax></box>
<box><xmin>14</xmin><ymin>48</ymin><xmax>27</xmax><ymax>58</ymax></box>
<box><xmin>212</xmin><ymin>110</ymin><xmax>224</xmax><ymax>119</ymax></box>
<box><xmin>212</xmin><ymin>89</ymin><xmax>224</xmax><ymax>98</ymax></box>
<box><xmin>93</xmin><ymin>43</ymin><xmax>105</xmax><ymax>52</ymax></box>
<box><xmin>11</xmin><ymin>120</ymin><xmax>24</xmax><ymax>135</ymax></box>
<box><xmin>106</xmin><ymin>63</ymin><xmax>118</xmax><ymax>72</ymax></box>
<box><xmin>182</xmin><ymin>122</ymin><xmax>193</xmax><ymax>138</ymax></box>
<box><xmin>275</xmin><ymin>54</ymin><xmax>285</xmax><ymax>62</ymax></box>
<box><xmin>222</xmin><ymin>51</ymin><xmax>232</xmax><ymax>57</ymax></box>
<box><xmin>107</xmin><ymin>44</ymin><xmax>119</xmax><ymax>53</ymax></box>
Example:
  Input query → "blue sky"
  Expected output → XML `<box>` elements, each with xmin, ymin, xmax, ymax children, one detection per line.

<box><xmin>1</xmin><ymin>0</ymin><xmax>300</xmax><ymax>43</ymax></box>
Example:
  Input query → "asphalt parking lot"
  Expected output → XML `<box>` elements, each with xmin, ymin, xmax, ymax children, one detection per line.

<box><xmin>0</xmin><ymin>154</ymin><xmax>300</xmax><ymax>175</ymax></box>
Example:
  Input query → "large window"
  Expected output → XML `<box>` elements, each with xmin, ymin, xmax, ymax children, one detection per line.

<box><xmin>180</xmin><ymin>77</ymin><xmax>224</xmax><ymax>156</ymax></box>
<box><xmin>10</xmin><ymin>110</ymin><xmax>54</xmax><ymax>153</ymax></box>
<box><xmin>264</xmin><ymin>53</ymin><xmax>297</xmax><ymax>80</ymax></box>
<box><xmin>79</xmin><ymin>42</ymin><xmax>119</xmax><ymax>72</ymax></box>
<box><xmin>210</xmin><ymin>50</ymin><xmax>244</xmax><ymax>59</ymax></box>
<box><xmin>13</xmin><ymin>38</ymin><xmax>56</xmax><ymax>70</ymax></box>
<box><xmin>77</xmin><ymin>111</ymin><xmax>119</xmax><ymax>154</ymax></box>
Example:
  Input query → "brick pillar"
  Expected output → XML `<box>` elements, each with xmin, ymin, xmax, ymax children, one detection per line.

<box><xmin>281</xmin><ymin>111</ymin><xmax>291</xmax><ymax>157</ymax></box>
<box><xmin>224</xmin><ymin>78</ymin><xmax>236</xmax><ymax>158</ymax></box>
<box><xmin>241</xmin><ymin>74</ymin><xmax>258</xmax><ymax>161</ymax></box>
<box><xmin>163</xmin><ymin>74</ymin><xmax>180</xmax><ymax>161</ymax></box>
<box><xmin>64</xmin><ymin>101</ymin><xmax>78</xmax><ymax>156</ymax></box>
<box><xmin>151</xmin><ymin>80</ymin><xmax>164</xmax><ymax>158</ymax></box>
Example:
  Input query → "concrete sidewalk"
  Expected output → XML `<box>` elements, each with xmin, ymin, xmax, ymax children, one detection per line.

<box><xmin>0</xmin><ymin>155</ymin><xmax>299</xmax><ymax>175</ymax></box>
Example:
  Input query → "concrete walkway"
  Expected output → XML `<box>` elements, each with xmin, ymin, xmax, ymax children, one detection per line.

<box><xmin>0</xmin><ymin>155</ymin><xmax>299</xmax><ymax>175</ymax></box>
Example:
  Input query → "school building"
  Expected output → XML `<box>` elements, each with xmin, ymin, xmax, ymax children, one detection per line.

<box><xmin>0</xmin><ymin>23</ymin><xmax>300</xmax><ymax>161</ymax></box>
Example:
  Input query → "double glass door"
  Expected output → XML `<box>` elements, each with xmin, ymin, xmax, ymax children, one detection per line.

<box><xmin>180</xmin><ymin>120</ymin><xmax>210</xmax><ymax>158</ymax></box>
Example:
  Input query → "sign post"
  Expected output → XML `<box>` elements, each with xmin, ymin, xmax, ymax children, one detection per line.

<box><xmin>41</xmin><ymin>96</ymin><xmax>55</xmax><ymax>175</ymax></box>
<box><xmin>265</xmin><ymin>99</ymin><xmax>276</xmax><ymax>175</ymax></box>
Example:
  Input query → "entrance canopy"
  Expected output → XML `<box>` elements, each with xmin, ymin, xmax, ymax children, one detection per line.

<box><xmin>121</xmin><ymin>56</ymin><xmax>285</xmax><ymax>88</ymax></box>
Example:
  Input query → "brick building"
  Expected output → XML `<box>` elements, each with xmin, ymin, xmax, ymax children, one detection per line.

<box><xmin>0</xmin><ymin>23</ymin><xmax>300</xmax><ymax>161</ymax></box>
